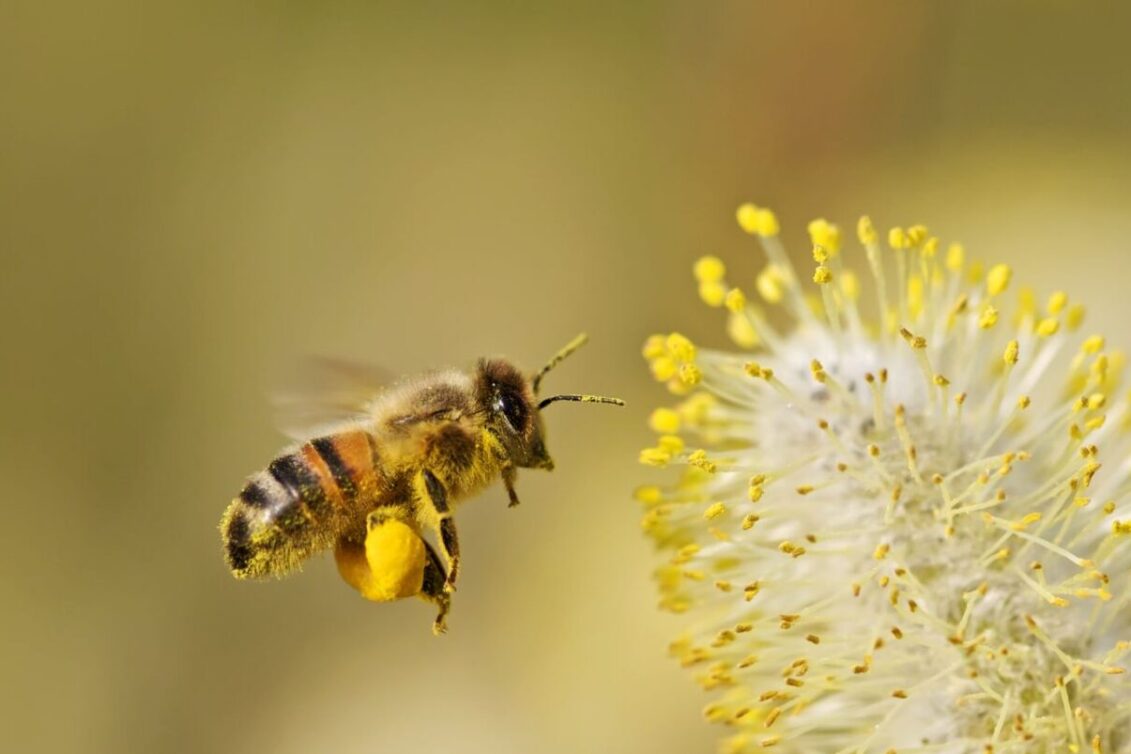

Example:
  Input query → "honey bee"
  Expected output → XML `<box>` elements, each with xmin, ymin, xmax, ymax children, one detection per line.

<box><xmin>220</xmin><ymin>334</ymin><xmax>623</xmax><ymax>634</ymax></box>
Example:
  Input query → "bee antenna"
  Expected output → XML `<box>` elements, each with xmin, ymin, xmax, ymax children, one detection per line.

<box><xmin>532</xmin><ymin>333</ymin><xmax>590</xmax><ymax>395</ymax></box>
<box><xmin>537</xmin><ymin>394</ymin><xmax>625</xmax><ymax>410</ymax></box>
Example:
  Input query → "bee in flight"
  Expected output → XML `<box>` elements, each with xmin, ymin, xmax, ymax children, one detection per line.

<box><xmin>220</xmin><ymin>334</ymin><xmax>623</xmax><ymax>634</ymax></box>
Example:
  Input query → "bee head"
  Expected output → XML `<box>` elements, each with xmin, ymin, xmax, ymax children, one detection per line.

<box><xmin>477</xmin><ymin>358</ymin><xmax>552</xmax><ymax>469</ymax></box>
<box><xmin>477</xmin><ymin>334</ymin><xmax>623</xmax><ymax>471</ymax></box>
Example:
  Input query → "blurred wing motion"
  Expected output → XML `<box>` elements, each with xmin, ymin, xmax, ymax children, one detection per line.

<box><xmin>272</xmin><ymin>356</ymin><xmax>393</xmax><ymax>439</ymax></box>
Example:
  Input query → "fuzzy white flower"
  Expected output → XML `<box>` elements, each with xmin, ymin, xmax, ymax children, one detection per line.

<box><xmin>638</xmin><ymin>205</ymin><xmax>1131</xmax><ymax>753</ymax></box>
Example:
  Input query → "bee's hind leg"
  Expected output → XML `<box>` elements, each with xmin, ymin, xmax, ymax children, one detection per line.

<box><xmin>420</xmin><ymin>540</ymin><xmax>452</xmax><ymax>635</ymax></box>
<box><xmin>421</xmin><ymin>469</ymin><xmax>460</xmax><ymax>594</ymax></box>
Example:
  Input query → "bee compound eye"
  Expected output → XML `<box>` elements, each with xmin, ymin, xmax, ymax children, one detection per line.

<box><xmin>496</xmin><ymin>390</ymin><xmax>527</xmax><ymax>433</ymax></box>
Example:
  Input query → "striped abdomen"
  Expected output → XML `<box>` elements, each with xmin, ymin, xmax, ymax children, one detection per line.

<box><xmin>221</xmin><ymin>429</ymin><xmax>385</xmax><ymax>579</ymax></box>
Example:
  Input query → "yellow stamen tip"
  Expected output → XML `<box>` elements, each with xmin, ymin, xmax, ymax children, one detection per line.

<box><xmin>693</xmin><ymin>255</ymin><xmax>726</xmax><ymax>283</ymax></box>
<box><xmin>813</xmin><ymin>265</ymin><xmax>832</xmax><ymax>285</ymax></box>
<box><xmin>724</xmin><ymin>288</ymin><xmax>747</xmax><ymax>313</ymax></box>
<box><xmin>946</xmin><ymin>243</ymin><xmax>965</xmax><ymax>272</ymax></box>
<box><xmin>986</xmin><ymin>263</ymin><xmax>1012</xmax><ymax>296</ymax></box>
<box><xmin>888</xmin><ymin>227</ymin><xmax>910</xmax><ymax>250</ymax></box>
<box><xmin>649</xmin><ymin>407</ymin><xmax>682</xmax><ymax>434</ymax></box>
<box><xmin>666</xmin><ymin>332</ymin><xmax>697</xmax><ymax>362</ymax></box>
<box><xmin>1004</xmin><ymin>339</ymin><xmax>1020</xmax><ymax>365</ymax></box>
<box><xmin>807</xmin><ymin>218</ymin><xmax>842</xmax><ymax>255</ymax></box>
<box><xmin>857</xmin><ymin>215</ymin><xmax>877</xmax><ymax>245</ymax></box>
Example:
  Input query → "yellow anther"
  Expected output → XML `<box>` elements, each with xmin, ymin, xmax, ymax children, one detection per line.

<box><xmin>857</xmin><ymin>215</ymin><xmax>878</xmax><ymax>245</ymax></box>
<box><xmin>986</xmin><ymin>263</ymin><xmax>1013</xmax><ymax>296</ymax></box>
<box><xmin>1036</xmin><ymin>317</ymin><xmax>1060</xmax><ymax>337</ymax></box>
<box><xmin>811</xmin><ymin>244</ymin><xmax>829</xmax><ymax>264</ymax></box>
<box><xmin>1047</xmin><ymin>290</ymin><xmax>1068</xmax><ymax>315</ymax></box>
<box><xmin>873</xmin><ymin>543</ymin><xmax>891</xmax><ymax>560</ymax></box>
<box><xmin>704</xmin><ymin>502</ymin><xmax>726</xmax><ymax>520</ymax></box>
<box><xmin>649</xmin><ymin>408</ymin><xmax>681</xmax><ymax>434</ymax></box>
<box><xmin>748</xmin><ymin>484</ymin><xmax>764</xmax><ymax>503</ymax></box>
<box><xmin>736</xmin><ymin>203</ymin><xmax>779</xmax><ymax>236</ymax></box>
<box><xmin>633</xmin><ymin>485</ymin><xmax>662</xmax><ymax>504</ymax></box>
<box><xmin>946</xmin><ymin>243</ymin><xmax>965</xmax><ymax>271</ymax></box>
<box><xmin>979</xmin><ymin>305</ymin><xmax>999</xmax><ymax>329</ymax></box>
<box><xmin>679</xmin><ymin>363</ymin><xmax>702</xmax><ymax>386</ymax></box>
<box><xmin>1113</xmin><ymin>520</ymin><xmax>1131</xmax><ymax>535</ymax></box>
<box><xmin>813</xmin><ymin>265</ymin><xmax>832</xmax><ymax>285</ymax></box>
<box><xmin>900</xmin><ymin>327</ymin><xmax>927</xmax><ymax>349</ymax></box>
<box><xmin>736</xmin><ymin>203</ymin><xmax>760</xmax><ymax>234</ymax></box>
<box><xmin>796</xmin><ymin>485</ymin><xmax>815</xmax><ymax>495</ymax></box>
<box><xmin>639</xmin><ymin>447</ymin><xmax>671</xmax><ymax>467</ymax></box>
<box><xmin>650</xmin><ymin>356</ymin><xmax>678</xmax><ymax>381</ymax></box>
<box><xmin>1067</xmin><ymin>303</ymin><xmax>1086</xmax><ymax>330</ymax></box>
<box><xmin>724</xmin><ymin>287</ymin><xmax>746</xmax><ymax>313</ymax></box>
<box><xmin>906</xmin><ymin>225</ymin><xmax>928</xmax><ymax>246</ymax></box>
<box><xmin>808</xmin><ymin>218</ymin><xmax>842</xmax><ymax>255</ymax></box>
<box><xmin>642</xmin><ymin>334</ymin><xmax>667</xmax><ymax>360</ymax></box>
<box><xmin>810</xmin><ymin>359</ymin><xmax>827</xmax><ymax>383</ymax></box>
<box><xmin>693</xmin><ymin>255</ymin><xmax>726</xmax><ymax>283</ymax></box>
<box><xmin>698</xmin><ymin>280</ymin><xmax>727</xmax><ymax>307</ymax></box>
<box><xmin>1018</xmin><ymin>395</ymin><xmax>1031</xmax><ymax>409</ymax></box>
<box><xmin>667</xmin><ymin>332</ymin><xmax>697</xmax><ymax>362</ymax></box>
<box><xmin>888</xmin><ymin>227</ymin><xmax>910</xmax><ymax>250</ymax></box>
<box><xmin>922</xmin><ymin>236</ymin><xmax>939</xmax><ymax>257</ymax></box>
<box><xmin>1011</xmin><ymin>512</ymin><xmax>1042</xmax><ymax>531</ymax></box>
<box><xmin>741</xmin><ymin>514</ymin><xmax>759</xmax><ymax>530</ymax></box>
<box><xmin>935</xmin><ymin>374</ymin><xmax>950</xmax><ymax>387</ymax></box>
<box><xmin>1082</xmin><ymin>335</ymin><xmax>1105</xmax><ymax>354</ymax></box>
<box><xmin>688</xmin><ymin>449</ymin><xmax>716</xmax><ymax>474</ymax></box>
<box><xmin>1087</xmin><ymin>393</ymin><xmax>1106</xmax><ymax>410</ymax></box>
<box><xmin>658</xmin><ymin>435</ymin><xmax>684</xmax><ymax>454</ymax></box>
<box><xmin>1004</xmin><ymin>340</ymin><xmax>1020</xmax><ymax>365</ymax></box>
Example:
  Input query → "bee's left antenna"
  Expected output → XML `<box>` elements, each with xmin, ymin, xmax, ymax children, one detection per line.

<box><xmin>532</xmin><ymin>333</ymin><xmax>590</xmax><ymax>395</ymax></box>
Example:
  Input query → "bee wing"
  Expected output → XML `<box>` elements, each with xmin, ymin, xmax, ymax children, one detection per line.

<box><xmin>273</xmin><ymin>356</ymin><xmax>394</xmax><ymax>440</ymax></box>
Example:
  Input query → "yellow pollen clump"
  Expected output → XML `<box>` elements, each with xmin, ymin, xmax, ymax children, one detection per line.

<box><xmin>1048</xmin><ymin>291</ymin><xmax>1068</xmax><ymax>315</ymax></box>
<box><xmin>813</xmin><ymin>265</ymin><xmax>832</xmax><ymax>285</ymax></box>
<box><xmin>979</xmin><ymin>305</ymin><xmax>999</xmax><ymax>329</ymax></box>
<box><xmin>658</xmin><ymin>435</ymin><xmax>684</xmax><ymax>454</ymax></box>
<box><xmin>649</xmin><ymin>356</ymin><xmax>677</xmax><ymax>381</ymax></box>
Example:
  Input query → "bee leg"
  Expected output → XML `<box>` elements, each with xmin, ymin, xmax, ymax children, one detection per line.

<box><xmin>422</xmin><ymin>469</ymin><xmax>460</xmax><ymax>593</ymax></box>
<box><xmin>420</xmin><ymin>540</ymin><xmax>451</xmax><ymax>635</ymax></box>
<box><xmin>502</xmin><ymin>466</ymin><xmax>521</xmax><ymax>508</ymax></box>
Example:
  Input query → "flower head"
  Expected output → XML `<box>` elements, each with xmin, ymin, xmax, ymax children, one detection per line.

<box><xmin>640</xmin><ymin>204</ymin><xmax>1131</xmax><ymax>752</ymax></box>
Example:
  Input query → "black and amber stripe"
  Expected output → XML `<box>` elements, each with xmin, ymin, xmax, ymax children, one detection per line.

<box><xmin>221</xmin><ymin>429</ymin><xmax>386</xmax><ymax>579</ymax></box>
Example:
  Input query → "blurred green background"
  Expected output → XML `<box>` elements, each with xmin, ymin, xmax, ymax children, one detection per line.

<box><xmin>4</xmin><ymin>2</ymin><xmax>1131</xmax><ymax>752</ymax></box>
